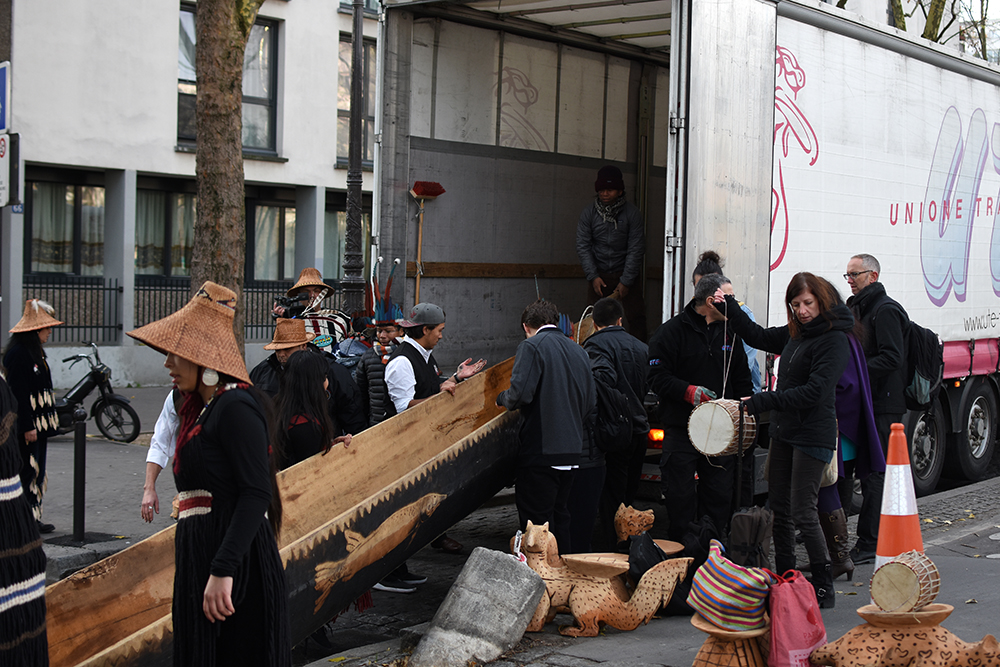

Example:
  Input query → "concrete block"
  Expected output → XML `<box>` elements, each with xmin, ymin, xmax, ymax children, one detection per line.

<box><xmin>408</xmin><ymin>547</ymin><xmax>546</xmax><ymax>667</ymax></box>
<box><xmin>42</xmin><ymin>544</ymin><xmax>97</xmax><ymax>583</ymax></box>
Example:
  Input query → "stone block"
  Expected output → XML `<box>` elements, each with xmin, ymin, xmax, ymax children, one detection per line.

<box><xmin>408</xmin><ymin>547</ymin><xmax>545</xmax><ymax>667</ymax></box>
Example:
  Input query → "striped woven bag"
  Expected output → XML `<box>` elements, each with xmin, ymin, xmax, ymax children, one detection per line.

<box><xmin>686</xmin><ymin>539</ymin><xmax>775</xmax><ymax>631</ymax></box>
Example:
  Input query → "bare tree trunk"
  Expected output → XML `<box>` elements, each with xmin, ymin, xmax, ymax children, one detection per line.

<box><xmin>890</xmin><ymin>0</ymin><xmax>907</xmax><ymax>30</ymax></box>
<box><xmin>191</xmin><ymin>0</ymin><xmax>264</xmax><ymax>354</ymax></box>
<box><xmin>922</xmin><ymin>0</ymin><xmax>946</xmax><ymax>40</ymax></box>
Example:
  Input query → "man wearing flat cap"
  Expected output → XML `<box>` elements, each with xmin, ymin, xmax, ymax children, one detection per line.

<box><xmin>576</xmin><ymin>165</ymin><xmax>648</xmax><ymax>341</ymax></box>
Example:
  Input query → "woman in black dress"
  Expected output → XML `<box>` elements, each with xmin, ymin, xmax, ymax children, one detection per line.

<box><xmin>2</xmin><ymin>299</ymin><xmax>63</xmax><ymax>533</ymax></box>
<box><xmin>714</xmin><ymin>273</ymin><xmax>852</xmax><ymax>608</ymax></box>
<box><xmin>128</xmin><ymin>282</ymin><xmax>290</xmax><ymax>667</ymax></box>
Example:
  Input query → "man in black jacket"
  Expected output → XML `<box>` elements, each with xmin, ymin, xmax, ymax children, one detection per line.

<box><xmin>583</xmin><ymin>297</ymin><xmax>649</xmax><ymax>548</ymax></box>
<box><xmin>497</xmin><ymin>300</ymin><xmax>596</xmax><ymax>553</ymax></box>
<box><xmin>647</xmin><ymin>274</ymin><xmax>753</xmax><ymax>540</ymax></box>
<box><xmin>845</xmin><ymin>253</ymin><xmax>908</xmax><ymax>563</ymax></box>
<box><xmin>250</xmin><ymin>318</ymin><xmax>368</xmax><ymax>437</ymax></box>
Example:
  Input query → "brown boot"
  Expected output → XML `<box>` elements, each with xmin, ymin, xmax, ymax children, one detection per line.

<box><xmin>820</xmin><ymin>509</ymin><xmax>855</xmax><ymax>581</ymax></box>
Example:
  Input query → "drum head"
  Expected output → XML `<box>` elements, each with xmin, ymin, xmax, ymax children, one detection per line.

<box><xmin>688</xmin><ymin>401</ymin><xmax>736</xmax><ymax>456</ymax></box>
<box><xmin>871</xmin><ymin>561</ymin><xmax>921</xmax><ymax>612</ymax></box>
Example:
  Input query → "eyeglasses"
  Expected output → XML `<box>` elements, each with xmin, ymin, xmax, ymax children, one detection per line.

<box><xmin>843</xmin><ymin>270</ymin><xmax>872</xmax><ymax>281</ymax></box>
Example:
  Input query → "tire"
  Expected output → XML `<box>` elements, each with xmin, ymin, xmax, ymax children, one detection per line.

<box><xmin>95</xmin><ymin>399</ymin><xmax>141</xmax><ymax>443</ymax></box>
<box><xmin>907</xmin><ymin>402</ymin><xmax>946</xmax><ymax>497</ymax></box>
<box><xmin>950</xmin><ymin>381</ymin><xmax>997</xmax><ymax>481</ymax></box>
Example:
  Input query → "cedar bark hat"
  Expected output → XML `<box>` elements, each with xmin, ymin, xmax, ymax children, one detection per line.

<box><xmin>287</xmin><ymin>267</ymin><xmax>329</xmax><ymax>298</ymax></box>
<box><xmin>9</xmin><ymin>299</ymin><xmax>64</xmax><ymax>333</ymax></box>
<box><xmin>126</xmin><ymin>282</ymin><xmax>251</xmax><ymax>384</ymax></box>
<box><xmin>264</xmin><ymin>318</ymin><xmax>316</xmax><ymax>350</ymax></box>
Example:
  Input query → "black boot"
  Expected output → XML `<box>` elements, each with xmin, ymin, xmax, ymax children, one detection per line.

<box><xmin>809</xmin><ymin>562</ymin><xmax>835</xmax><ymax>609</ymax></box>
<box><xmin>820</xmin><ymin>509</ymin><xmax>855</xmax><ymax>581</ymax></box>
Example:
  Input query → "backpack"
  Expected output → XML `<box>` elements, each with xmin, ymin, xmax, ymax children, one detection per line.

<box><xmin>727</xmin><ymin>505</ymin><xmax>773</xmax><ymax>569</ymax></box>
<box><xmin>904</xmin><ymin>320</ymin><xmax>944</xmax><ymax>411</ymax></box>
<box><xmin>593</xmin><ymin>375</ymin><xmax>633</xmax><ymax>454</ymax></box>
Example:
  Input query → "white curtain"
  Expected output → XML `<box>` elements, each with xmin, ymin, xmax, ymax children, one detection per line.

<box><xmin>255</xmin><ymin>206</ymin><xmax>280</xmax><ymax>280</ymax></box>
<box><xmin>171</xmin><ymin>194</ymin><xmax>196</xmax><ymax>276</ymax></box>
<box><xmin>30</xmin><ymin>183</ymin><xmax>74</xmax><ymax>273</ymax></box>
<box><xmin>283</xmin><ymin>208</ymin><xmax>296</xmax><ymax>280</ymax></box>
<box><xmin>136</xmin><ymin>190</ymin><xmax>166</xmax><ymax>275</ymax></box>
<box><xmin>79</xmin><ymin>187</ymin><xmax>105</xmax><ymax>276</ymax></box>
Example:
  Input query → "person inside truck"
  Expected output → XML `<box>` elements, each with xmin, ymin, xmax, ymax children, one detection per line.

<box><xmin>576</xmin><ymin>165</ymin><xmax>648</xmax><ymax>341</ymax></box>
<box><xmin>647</xmin><ymin>273</ymin><xmax>753</xmax><ymax>543</ymax></box>
<box><xmin>712</xmin><ymin>273</ymin><xmax>852</xmax><ymax>609</ymax></box>
<box><xmin>844</xmin><ymin>253</ymin><xmax>908</xmax><ymax>565</ymax></box>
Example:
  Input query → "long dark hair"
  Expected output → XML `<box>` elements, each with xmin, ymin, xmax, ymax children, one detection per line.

<box><xmin>174</xmin><ymin>371</ymin><xmax>285</xmax><ymax>538</ymax></box>
<box><xmin>272</xmin><ymin>352</ymin><xmax>334</xmax><ymax>465</ymax></box>
<box><xmin>1</xmin><ymin>331</ymin><xmax>45</xmax><ymax>372</ymax></box>
<box><xmin>784</xmin><ymin>272</ymin><xmax>846</xmax><ymax>338</ymax></box>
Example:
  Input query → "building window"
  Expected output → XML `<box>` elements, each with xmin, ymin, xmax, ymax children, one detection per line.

<box><xmin>136</xmin><ymin>191</ymin><xmax>196</xmax><ymax>277</ymax></box>
<box><xmin>26</xmin><ymin>182</ymin><xmax>105</xmax><ymax>276</ymax></box>
<box><xmin>339</xmin><ymin>0</ymin><xmax>380</xmax><ymax>14</ymax></box>
<box><xmin>249</xmin><ymin>203</ymin><xmax>296</xmax><ymax>281</ymax></box>
<box><xmin>337</xmin><ymin>37</ymin><xmax>376</xmax><ymax>166</ymax></box>
<box><xmin>178</xmin><ymin>5</ymin><xmax>279</xmax><ymax>152</ymax></box>
<box><xmin>323</xmin><ymin>209</ymin><xmax>370</xmax><ymax>281</ymax></box>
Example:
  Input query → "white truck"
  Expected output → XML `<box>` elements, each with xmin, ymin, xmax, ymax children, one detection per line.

<box><xmin>375</xmin><ymin>0</ymin><xmax>1000</xmax><ymax>495</ymax></box>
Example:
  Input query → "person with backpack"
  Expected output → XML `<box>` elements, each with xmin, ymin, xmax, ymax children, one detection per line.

<box><xmin>844</xmin><ymin>253</ymin><xmax>909</xmax><ymax>564</ymax></box>
<box><xmin>647</xmin><ymin>273</ymin><xmax>752</xmax><ymax>542</ymax></box>
<box><xmin>582</xmin><ymin>297</ymin><xmax>650</xmax><ymax>550</ymax></box>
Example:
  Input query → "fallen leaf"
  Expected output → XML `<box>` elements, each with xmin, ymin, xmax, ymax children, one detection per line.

<box><xmin>966</xmin><ymin>599</ymin><xmax>978</xmax><ymax>604</ymax></box>
<box><xmin>924</xmin><ymin>518</ymin><xmax>934</xmax><ymax>523</ymax></box>
<box><xmin>944</xmin><ymin>520</ymin><xmax>953</xmax><ymax>525</ymax></box>
<box><xmin>114</xmin><ymin>536</ymin><xmax>126</xmax><ymax>539</ymax></box>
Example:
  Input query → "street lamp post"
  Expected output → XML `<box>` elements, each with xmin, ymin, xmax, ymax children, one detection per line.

<box><xmin>343</xmin><ymin>0</ymin><xmax>366</xmax><ymax>316</ymax></box>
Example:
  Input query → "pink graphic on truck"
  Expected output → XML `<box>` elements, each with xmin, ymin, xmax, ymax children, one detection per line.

<box><xmin>771</xmin><ymin>46</ymin><xmax>819</xmax><ymax>272</ymax></box>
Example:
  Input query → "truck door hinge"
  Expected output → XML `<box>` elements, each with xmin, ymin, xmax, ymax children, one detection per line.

<box><xmin>669</xmin><ymin>115</ymin><xmax>686</xmax><ymax>134</ymax></box>
<box><xmin>665</xmin><ymin>236</ymin><xmax>682</xmax><ymax>249</ymax></box>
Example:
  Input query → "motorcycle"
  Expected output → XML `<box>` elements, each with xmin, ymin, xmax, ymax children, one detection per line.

<box><xmin>54</xmin><ymin>342</ymin><xmax>141</xmax><ymax>443</ymax></box>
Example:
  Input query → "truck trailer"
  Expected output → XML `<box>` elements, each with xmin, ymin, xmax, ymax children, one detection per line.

<box><xmin>374</xmin><ymin>0</ymin><xmax>1000</xmax><ymax>495</ymax></box>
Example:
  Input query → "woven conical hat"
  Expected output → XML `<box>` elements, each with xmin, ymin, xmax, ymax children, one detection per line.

<box><xmin>9</xmin><ymin>299</ymin><xmax>64</xmax><ymax>333</ymax></box>
<box><xmin>264</xmin><ymin>318</ymin><xmax>316</xmax><ymax>350</ymax></box>
<box><xmin>287</xmin><ymin>267</ymin><xmax>328</xmax><ymax>297</ymax></box>
<box><xmin>127</xmin><ymin>282</ymin><xmax>250</xmax><ymax>384</ymax></box>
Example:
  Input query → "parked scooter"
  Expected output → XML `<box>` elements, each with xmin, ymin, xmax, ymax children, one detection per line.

<box><xmin>55</xmin><ymin>342</ymin><xmax>140</xmax><ymax>443</ymax></box>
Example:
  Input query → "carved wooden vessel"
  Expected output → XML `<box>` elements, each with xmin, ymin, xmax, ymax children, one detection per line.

<box><xmin>46</xmin><ymin>359</ymin><xmax>517</xmax><ymax>667</ymax></box>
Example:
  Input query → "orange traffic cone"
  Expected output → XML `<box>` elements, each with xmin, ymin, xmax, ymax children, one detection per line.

<box><xmin>874</xmin><ymin>423</ymin><xmax>924</xmax><ymax>571</ymax></box>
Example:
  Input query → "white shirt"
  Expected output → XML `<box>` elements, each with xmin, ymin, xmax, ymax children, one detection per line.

<box><xmin>145</xmin><ymin>391</ymin><xmax>179</xmax><ymax>469</ymax></box>
<box><xmin>385</xmin><ymin>337</ymin><xmax>435</xmax><ymax>414</ymax></box>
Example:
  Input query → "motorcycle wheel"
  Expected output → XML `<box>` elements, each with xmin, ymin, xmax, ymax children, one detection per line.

<box><xmin>96</xmin><ymin>399</ymin><xmax>141</xmax><ymax>443</ymax></box>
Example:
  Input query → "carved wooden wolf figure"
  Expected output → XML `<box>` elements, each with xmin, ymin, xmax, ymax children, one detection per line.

<box><xmin>513</xmin><ymin>521</ymin><xmax>692</xmax><ymax>637</ymax></box>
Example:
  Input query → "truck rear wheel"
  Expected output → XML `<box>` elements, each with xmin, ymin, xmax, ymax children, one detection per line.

<box><xmin>907</xmin><ymin>402</ymin><xmax>945</xmax><ymax>497</ymax></box>
<box><xmin>949</xmin><ymin>381</ymin><xmax>997</xmax><ymax>482</ymax></box>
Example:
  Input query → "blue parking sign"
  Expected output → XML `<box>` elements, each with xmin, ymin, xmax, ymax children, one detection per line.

<box><xmin>0</xmin><ymin>62</ymin><xmax>9</xmax><ymax>134</ymax></box>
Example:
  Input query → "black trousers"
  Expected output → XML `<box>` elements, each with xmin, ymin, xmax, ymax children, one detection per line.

<box><xmin>660</xmin><ymin>427</ymin><xmax>735</xmax><ymax>541</ymax></box>
<box><xmin>515</xmin><ymin>465</ymin><xmax>576</xmax><ymax>554</ymax></box>
<box><xmin>567</xmin><ymin>464</ymin><xmax>606</xmax><ymax>554</ymax></box>
<box><xmin>597</xmin><ymin>432</ymin><xmax>647</xmax><ymax>549</ymax></box>
<box><xmin>853</xmin><ymin>412</ymin><xmax>900</xmax><ymax>552</ymax></box>
<box><xmin>586</xmin><ymin>273</ymin><xmax>648</xmax><ymax>342</ymax></box>
<box><xmin>768</xmin><ymin>438</ymin><xmax>829</xmax><ymax>571</ymax></box>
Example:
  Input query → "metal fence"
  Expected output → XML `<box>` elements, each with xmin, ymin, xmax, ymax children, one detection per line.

<box><xmin>22</xmin><ymin>276</ymin><xmax>122</xmax><ymax>344</ymax></box>
<box><xmin>21</xmin><ymin>276</ymin><xmax>346</xmax><ymax>345</ymax></box>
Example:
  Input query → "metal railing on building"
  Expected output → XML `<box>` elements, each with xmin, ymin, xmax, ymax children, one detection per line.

<box><xmin>22</xmin><ymin>276</ymin><xmax>122</xmax><ymax>344</ymax></box>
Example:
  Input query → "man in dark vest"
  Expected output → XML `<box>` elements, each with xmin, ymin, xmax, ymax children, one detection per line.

<box><xmin>384</xmin><ymin>302</ymin><xmax>485</xmax><ymax>562</ymax></box>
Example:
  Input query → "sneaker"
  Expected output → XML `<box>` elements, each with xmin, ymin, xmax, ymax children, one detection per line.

<box><xmin>37</xmin><ymin>521</ymin><xmax>55</xmax><ymax>534</ymax></box>
<box><xmin>394</xmin><ymin>564</ymin><xmax>427</xmax><ymax>585</ymax></box>
<box><xmin>849</xmin><ymin>545</ymin><xmax>876</xmax><ymax>565</ymax></box>
<box><xmin>373</xmin><ymin>575</ymin><xmax>417</xmax><ymax>594</ymax></box>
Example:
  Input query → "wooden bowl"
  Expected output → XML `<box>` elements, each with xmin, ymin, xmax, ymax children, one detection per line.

<box><xmin>856</xmin><ymin>603</ymin><xmax>954</xmax><ymax>628</ymax></box>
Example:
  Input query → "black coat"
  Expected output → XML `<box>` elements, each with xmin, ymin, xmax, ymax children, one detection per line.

<box><xmin>583</xmin><ymin>325</ymin><xmax>649</xmax><ymax>434</ymax></box>
<box><xmin>2</xmin><ymin>342</ymin><xmax>58</xmax><ymax>437</ymax></box>
<box><xmin>723</xmin><ymin>295</ymin><xmax>853</xmax><ymax>452</ymax></box>
<box><xmin>848</xmin><ymin>282</ymin><xmax>908</xmax><ymax>416</ymax></box>
<box><xmin>647</xmin><ymin>301</ymin><xmax>753</xmax><ymax>429</ymax></box>
<box><xmin>497</xmin><ymin>327</ymin><xmax>596</xmax><ymax>468</ymax></box>
<box><xmin>249</xmin><ymin>347</ymin><xmax>368</xmax><ymax>436</ymax></box>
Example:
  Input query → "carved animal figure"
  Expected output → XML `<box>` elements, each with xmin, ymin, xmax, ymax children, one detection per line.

<box><xmin>614</xmin><ymin>503</ymin><xmax>655</xmax><ymax>544</ymax></box>
<box><xmin>514</xmin><ymin>521</ymin><xmax>692</xmax><ymax>637</ymax></box>
<box><xmin>811</xmin><ymin>624</ymin><xmax>1000</xmax><ymax>667</ymax></box>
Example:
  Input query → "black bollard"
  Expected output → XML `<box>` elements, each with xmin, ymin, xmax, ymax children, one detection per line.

<box><xmin>73</xmin><ymin>406</ymin><xmax>87</xmax><ymax>542</ymax></box>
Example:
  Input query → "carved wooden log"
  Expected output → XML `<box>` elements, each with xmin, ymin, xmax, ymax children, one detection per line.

<box><xmin>47</xmin><ymin>358</ymin><xmax>516</xmax><ymax>667</ymax></box>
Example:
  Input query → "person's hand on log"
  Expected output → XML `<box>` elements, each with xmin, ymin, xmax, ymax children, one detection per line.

<box><xmin>457</xmin><ymin>358</ymin><xmax>487</xmax><ymax>380</ymax></box>
<box><xmin>440</xmin><ymin>377</ymin><xmax>458</xmax><ymax>395</ymax></box>
<box><xmin>203</xmin><ymin>575</ymin><xmax>235</xmax><ymax>623</ymax></box>
<box><xmin>613</xmin><ymin>282</ymin><xmax>629</xmax><ymax>299</ymax></box>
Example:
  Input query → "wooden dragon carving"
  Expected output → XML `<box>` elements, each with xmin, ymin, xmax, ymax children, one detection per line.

<box><xmin>513</xmin><ymin>521</ymin><xmax>692</xmax><ymax>637</ymax></box>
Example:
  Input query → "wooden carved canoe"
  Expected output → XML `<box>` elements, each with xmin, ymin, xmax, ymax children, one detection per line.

<box><xmin>46</xmin><ymin>358</ymin><xmax>518</xmax><ymax>667</ymax></box>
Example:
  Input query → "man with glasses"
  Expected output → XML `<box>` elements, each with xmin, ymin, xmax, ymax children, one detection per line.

<box><xmin>844</xmin><ymin>253</ymin><xmax>909</xmax><ymax>564</ymax></box>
